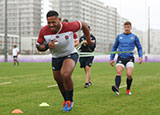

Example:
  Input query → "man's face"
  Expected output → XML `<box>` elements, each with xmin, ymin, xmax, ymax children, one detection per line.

<box><xmin>47</xmin><ymin>16</ymin><xmax>61</xmax><ymax>33</ymax></box>
<box><xmin>124</xmin><ymin>24</ymin><xmax>131</xmax><ymax>34</ymax></box>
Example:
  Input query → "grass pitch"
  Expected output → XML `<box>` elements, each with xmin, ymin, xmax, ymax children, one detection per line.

<box><xmin>0</xmin><ymin>62</ymin><xmax>160</xmax><ymax>115</ymax></box>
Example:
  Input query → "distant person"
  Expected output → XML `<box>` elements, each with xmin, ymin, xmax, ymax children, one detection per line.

<box><xmin>79</xmin><ymin>26</ymin><xmax>96</xmax><ymax>88</ymax></box>
<box><xmin>62</xmin><ymin>19</ymin><xmax>79</xmax><ymax>47</ymax></box>
<box><xmin>36</xmin><ymin>10</ymin><xmax>93</xmax><ymax>112</ymax></box>
<box><xmin>12</xmin><ymin>45</ymin><xmax>19</xmax><ymax>66</ymax></box>
<box><xmin>110</xmin><ymin>21</ymin><xmax>143</xmax><ymax>95</ymax></box>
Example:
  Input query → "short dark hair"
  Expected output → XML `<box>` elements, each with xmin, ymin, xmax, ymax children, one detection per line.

<box><xmin>124</xmin><ymin>21</ymin><xmax>132</xmax><ymax>26</ymax></box>
<box><xmin>62</xmin><ymin>19</ymin><xmax>69</xmax><ymax>22</ymax></box>
<box><xmin>46</xmin><ymin>10</ymin><xmax>59</xmax><ymax>18</ymax></box>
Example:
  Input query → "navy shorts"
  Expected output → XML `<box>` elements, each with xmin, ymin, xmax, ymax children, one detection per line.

<box><xmin>116</xmin><ymin>56</ymin><xmax>134</xmax><ymax>67</ymax></box>
<box><xmin>79</xmin><ymin>56</ymin><xmax>94</xmax><ymax>68</ymax></box>
<box><xmin>52</xmin><ymin>53</ymin><xmax>79</xmax><ymax>71</ymax></box>
<box><xmin>13</xmin><ymin>56</ymin><xmax>17</xmax><ymax>59</ymax></box>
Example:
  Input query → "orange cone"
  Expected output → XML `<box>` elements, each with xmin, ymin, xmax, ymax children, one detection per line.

<box><xmin>11</xmin><ymin>109</ymin><xmax>23</xmax><ymax>113</ymax></box>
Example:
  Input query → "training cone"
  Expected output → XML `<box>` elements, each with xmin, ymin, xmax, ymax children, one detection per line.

<box><xmin>39</xmin><ymin>102</ymin><xmax>50</xmax><ymax>107</ymax></box>
<box><xmin>11</xmin><ymin>109</ymin><xmax>23</xmax><ymax>113</ymax></box>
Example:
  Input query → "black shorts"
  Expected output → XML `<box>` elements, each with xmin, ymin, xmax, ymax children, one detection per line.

<box><xmin>13</xmin><ymin>56</ymin><xmax>17</xmax><ymax>59</ymax></box>
<box><xmin>52</xmin><ymin>53</ymin><xmax>79</xmax><ymax>71</ymax></box>
<box><xmin>79</xmin><ymin>56</ymin><xmax>94</xmax><ymax>68</ymax></box>
<box><xmin>116</xmin><ymin>56</ymin><xmax>134</xmax><ymax>67</ymax></box>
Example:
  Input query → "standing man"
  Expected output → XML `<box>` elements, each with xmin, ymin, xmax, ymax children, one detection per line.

<box><xmin>110</xmin><ymin>21</ymin><xmax>143</xmax><ymax>95</ymax></box>
<box><xmin>79</xmin><ymin>26</ymin><xmax>96</xmax><ymax>88</ymax></box>
<box><xmin>62</xmin><ymin>19</ymin><xmax>79</xmax><ymax>47</ymax></box>
<box><xmin>12</xmin><ymin>45</ymin><xmax>19</xmax><ymax>66</ymax></box>
<box><xmin>36</xmin><ymin>11</ymin><xmax>93</xmax><ymax>112</ymax></box>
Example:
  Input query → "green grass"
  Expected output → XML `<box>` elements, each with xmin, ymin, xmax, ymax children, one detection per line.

<box><xmin>0</xmin><ymin>62</ymin><xmax>160</xmax><ymax>115</ymax></box>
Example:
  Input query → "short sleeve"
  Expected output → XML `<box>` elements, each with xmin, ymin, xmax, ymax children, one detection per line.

<box><xmin>65</xmin><ymin>21</ymin><xmax>82</xmax><ymax>33</ymax></box>
<box><xmin>37</xmin><ymin>28</ymin><xmax>45</xmax><ymax>44</ymax></box>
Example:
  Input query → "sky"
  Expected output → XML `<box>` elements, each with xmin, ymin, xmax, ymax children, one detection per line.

<box><xmin>42</xmin><ymin>0</ymin><xmax>160</xmax><ymax>31</ymax></box>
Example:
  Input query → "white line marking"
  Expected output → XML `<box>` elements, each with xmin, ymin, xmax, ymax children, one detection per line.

<box><xmin>119</xmin><ymin>85</ymin><xmax>127</xmax><ymax>88</ymax></box>
<box><xmin>0</xmin><ymin>82</ymin><xmax>12</xmax><ymax>85</ymax></box>
<box><xmin>48</xmin><ymin>84</ymin><xmax>57</xmax><ymax>88</ymax></box>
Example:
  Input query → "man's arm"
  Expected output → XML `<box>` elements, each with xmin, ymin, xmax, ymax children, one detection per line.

<box><xmin>110</xmin><ymin>35</ymin><xmax>119</xmax><ymax>67</ymax></box>
<box><xmin>135</xmin><ymin>36</ymin><xmax>143</xmax><ymax>58</ymax></box>
<box><xmin>81</xmin><ymin>22</ymin><xmax>93</xmax><ymax>46</ymax></box>
<box><xmin>36</xmin><ymin>39</ymin><xmax>58</xmax><ymax>52</ymax></box>
<box><xmin>36</xmin><ymin>43</ymin><xmax>48</xmax><ymax>52</ymax></box>
<box><xmin>110</xmin><ymin>35</ymin><xmax>119</xmax><ymax>61</ymax></box>
<box><xmin>135</xmin><ymin>36</ymin><xmax>143</xmax><ymax>64</ymax></box>
<box><xmin>88</xmin><ymin>35</ymin><xmax>96</xmax><ymax>51</ymax></box>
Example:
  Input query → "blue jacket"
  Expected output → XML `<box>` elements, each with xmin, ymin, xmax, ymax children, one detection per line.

<box><xmin>110</xmin><ymin>33</ymin><xmax>143</xmax><ymax>60</ymax></box>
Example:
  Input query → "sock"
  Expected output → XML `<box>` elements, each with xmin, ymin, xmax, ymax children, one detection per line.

<box><xmin>62</xmin><ymin>91</ymin><xmax>67</xmax><ymax>101</ymax></box>
<box><xmin>126</xmin><ymin>78</ymin><xmax>133</xmax><ymax>90</ymax></box>
<box><xmin>66</xmin><ymin>89</ymin><xmax>73</xmax><ymax>102</ymax></box>
<box><xmin>115</xmin><ymin>75</ymin><xmax>121</xmax><ymax>89</ymax></box>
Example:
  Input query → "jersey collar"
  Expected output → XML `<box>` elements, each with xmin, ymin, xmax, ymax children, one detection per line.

<box><xmin>57</xmin><ymin>23</ymin><xmax>63</xmax><ymax>34</ymax></box>
<box><xmin>124</xmin><ymin>32</ymin><xmax>132</xmax><ymax>35</ymax></box>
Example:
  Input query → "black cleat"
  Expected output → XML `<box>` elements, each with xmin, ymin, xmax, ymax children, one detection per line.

<box><xmin>84</xmin><ymin>83</ymin><xmax>89</xmax><ymax>88</ymax></box>
<box><xmin>89</xmin><ymin>82</ymin><xmax>92</xmax><ymax>86</ymax></box>
<box><xmin>112</xmin><ymin>85</ymin><xmax>119</xmax><ymax>95</ymax></box>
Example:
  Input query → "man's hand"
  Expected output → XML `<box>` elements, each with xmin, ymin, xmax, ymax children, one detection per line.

<box><xmin>48</xmin><ymin>39</ymin><xmax>58</xmax><ymax>48</ymax></box>
<box><xmin>139</xmin><ymin>57</ymin><xmax>143</xmax><ymax>64</ymax></box>
<box><xmin>110</xmin><ymin>60</ymin><xmax>114</xmax><ymax>67</ymax></box>
<box><xmin>83</xmin><ymin>40</ymin><xmax>87</xmax><ymax>46</ymax></box>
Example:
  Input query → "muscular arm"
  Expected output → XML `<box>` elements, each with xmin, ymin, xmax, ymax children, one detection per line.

<box><xmin>81</xmin><ymin>22</ymin><xmax>93</xmax><ymax>46</ymax></box>
<box><xmin>36</xmin><ymin>43</ymin><xmax>48</xmax><ymax>52</ymax></box>
<box><xmin>36</xmin><ymin>39</ymin><xmax>58</xmax><ymax>52</ymax></box>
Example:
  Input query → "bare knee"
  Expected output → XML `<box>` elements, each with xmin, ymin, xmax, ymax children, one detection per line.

<box><xmin>116</xmin><ymin>66</ymin><xmax>123</xmax><ymax>76</ymax></box>
<box><xmin>61</xmin><ymin>72</ymin><xmax>71</xmax><ymax>81</ymax></box>
<box><xmin>117</xmin><ymin>70</ymin><xmax>123</xmax><ymax>76</ymax></box>
<box><xmin>127</xmin><ymin>73</ymin><xmax>132</xmax><ymax>79</ymax></box>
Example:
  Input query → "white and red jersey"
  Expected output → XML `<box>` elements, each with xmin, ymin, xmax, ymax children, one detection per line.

<box><xmin>73</xmin><ymin>32</ymin><xmax>78</xmax><ymax>41</ymax></box>
<box><xmin>37</xmin><ymin>21</ymin><xmax>82</xmax><ymax>58</ymax></box>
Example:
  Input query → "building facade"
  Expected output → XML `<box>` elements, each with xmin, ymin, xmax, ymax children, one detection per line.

<box><xmin>0</xmin><ymin>34</ymin><xmax>19</xmax><ymax>54</ymax></box>
<box><xmin>0</xmin><ymin>0</ymin><xmax>42</xmax><ymax>37</ymax></box>
<box><xmin>0</xmin><ymin>0</ymin><xmax>42</xmax><ymax>54</ymax></box>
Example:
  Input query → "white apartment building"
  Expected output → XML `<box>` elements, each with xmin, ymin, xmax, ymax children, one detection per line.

<box><xmin>0</xmin><ymin>34</ymin><xmax>19</xmax><ymax>54</ymax></box>
<box><xmin>0</xmin><ymin>0</ymin><xmax>42</xmax><ymax>37</ymax></box>
<box><xmin>146</xmin><ymin>29</ymin><xmax>160</xmax><ymax>54</ymax></box>
<box><xmin>50</xmin><ymin>0</ymin><xmax>127</xmax><ymax>52</ymax></box>
<box><xmin>132</xmin><ymin>29</ymin><xmax>160</xmax><ymax>55</ymax></box>
<box><xmin>0</xmin><ymin>0</ymin><xmax>42</xmax><ymax>54</ymax></box>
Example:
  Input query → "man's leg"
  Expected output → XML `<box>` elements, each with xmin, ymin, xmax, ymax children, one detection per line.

<box><xmin>16</xmin><ymin>59</ymin><xmax>19</xmax><ymax>66</ymax></box>
<box><xmin>84</xmin><ymin>65</ymin><xmax>91</xmax><ymax>87</ymax></box>
<box><xmin>115</xmin><ymin>65</ymin><xmax>124</xmax><ymax>89</ymax></box>
<box><xmin>53</xmin><ymin>70</ymin><xmax>67</xmax><ymax>101</ymax></box>
<box><xmin>61</xmin><ymin>59</ymin><xmax>75</xmax><ymax>101</ymax></box>
<box><xmin>13</xmin><ymin>58</ymin><xmax>16</xmax><ymax>66</ymax></box>
<box><xmin>112</xmin><ymin>64</ymin><xmax>124</xmax><ymax>95</ymax></box>
<box><xmin>61</xmin><ymin>58</ymin><xmax>76</xmax><ymax>111</ymax></box>
<box><xmin>126</xmin><ymin>64</ymin><xmax>134</xmax><ymax>95</ymax></box>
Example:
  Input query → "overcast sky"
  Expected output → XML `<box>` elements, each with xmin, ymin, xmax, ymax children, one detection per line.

<box><xmin>42</xmin><ymin>0</ymin><xmax>160</xmax><ymax>31</ymax></box>
<box><xmin>104</xmin><ymin>0</ymin><xmax>160</xmax><ymax>31</ymax></box>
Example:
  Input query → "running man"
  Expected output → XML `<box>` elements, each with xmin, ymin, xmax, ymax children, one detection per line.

<box><xmin>36</xmin><ymin>11</ymin><xmax>93</xmax><ymax>112</ymax></box>
<box><xmin>79</xmin><ymin>26</ymin><xmax>96</xmax><ymax>88</ymax></box>
<box><xmin>62</xmin><ymin>19</ymin><xmax>79</xmax><ymax>47</ymax></box>
<box><xmin>12</xmin><ymin>45</ymin><xmax>19</xmax><ymax>66</ymax></box>
<box><xmin>110</xmin><ymin>21</ymin><xmax>143</xmax><ymax>95</ymax></box>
